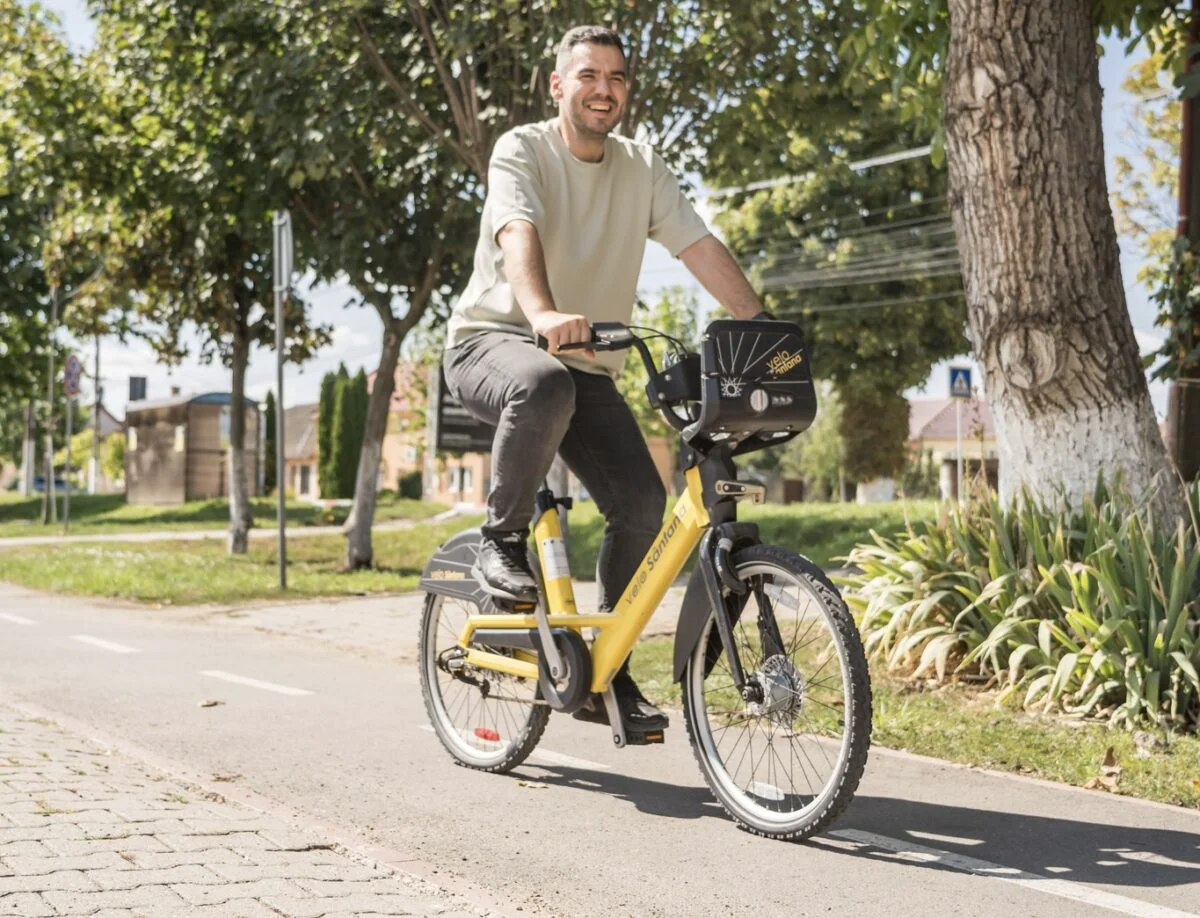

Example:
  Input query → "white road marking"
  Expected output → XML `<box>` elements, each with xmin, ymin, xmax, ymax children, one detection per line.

<box><xmin>905</xmin><ymin>829</ymin><xmax>984</xmax><ymax>847</ymax></box>
<box><xmin>0</xmin><ymin>613</ymin><xmax>35</xmax><ymax>625</ymax></box>
<box><xmin>72</xmin><ymin>635</ymin><xmax>141</xmax><ymax>654</ymax></box>
<box><xmin>829</xmin><ymin>829</ymin><xmax>1198</xmax><ymax>918</ymax></box>
<box><xmin>418</xmin><ymin>725</ymin><xmax>611</xmax><ymax>771</ymax></box>
<box><xmin>200</xmin><ymin>670</ymin><xmax>312</xmax><ymax>697</ymax></box>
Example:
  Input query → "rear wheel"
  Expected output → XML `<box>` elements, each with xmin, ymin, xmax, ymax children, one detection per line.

<box><xmin>419</xmin><ymin>592</ymin><xmax>550</xmax><ymax>773</ymax></box>
<box><xmin>682</xmin><ymin>545</ymin><xmax>871</xmax><ymax>840</ymax></box>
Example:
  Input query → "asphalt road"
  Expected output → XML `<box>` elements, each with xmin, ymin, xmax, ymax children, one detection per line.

<box><xmin>1</xmin><ymin>586</ymin><xmax>1198</xmax><ymax>918</ymax></box>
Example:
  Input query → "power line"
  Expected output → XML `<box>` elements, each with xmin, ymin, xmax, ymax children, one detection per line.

<box><xmin>760</xmin><ymin>256</ymin><xmax>963</xmax><ymax>291</ymax></box>
<box><xmin>702</xmin><ymin>144</ymin><xmax>934</xmax><ymax>200</ymax></box>
<box><xmin>772</xmin><ymin>289</ymin><xmax>965</xmax><ymax>315</ymax></box>
<box><xmin>744</xmin><ymin>228</ymin><xmax>958</xmax><ymax>273</ymax></box>
<box><xmin>724</xmin><ymin>197</ymin><xmax>951</xmax><ymax>252</ymax></box>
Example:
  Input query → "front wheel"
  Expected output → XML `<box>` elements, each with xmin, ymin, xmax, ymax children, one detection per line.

<box><xmin>682</xmin><ymin>545</ymin><xmax>872</xmax><ymax>840</ymax></box>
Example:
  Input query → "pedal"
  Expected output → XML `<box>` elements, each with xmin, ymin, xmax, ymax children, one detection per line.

<box><xmin>622</xmin><ymin>728</ymin><xmax>666</xmax><ymax>746</ymax></box>
<box><xmin>489</xmin><ymin>597</ymin><xmax>538</xmax><ymax>613</ymax></box>
<box><xmin>601</xmin><ymin>688</ymin><xmax>667</xmax><ymax>747</ymax></box>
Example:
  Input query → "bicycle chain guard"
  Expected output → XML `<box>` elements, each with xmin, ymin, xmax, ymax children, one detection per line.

<box><xmin>531</xmin><ymin>628</ymin><xmax>592</xmax><ymax>714</ymax></box>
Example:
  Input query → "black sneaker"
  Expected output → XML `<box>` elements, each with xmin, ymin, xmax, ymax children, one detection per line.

<box><xmin>473</xmin><ymin>531</ymin><xmax>539</xmax><ymax>603</ymax></box>
<box><xmin>573</xmin><ymin>670</ymin><xmax>669</xmax><ymax>730</ymax></box>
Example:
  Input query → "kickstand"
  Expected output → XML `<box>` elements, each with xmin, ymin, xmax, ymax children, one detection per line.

<box><xmin>602</xmin><ymin>687</ymin><xmax>627</xmax><ymax>748</ymax></box>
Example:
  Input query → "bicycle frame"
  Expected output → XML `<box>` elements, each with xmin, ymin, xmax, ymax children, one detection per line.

<box><xmin>456</xmin><ymin>465</ymin><xmax>711</xmax><ymax>693</ymax></box>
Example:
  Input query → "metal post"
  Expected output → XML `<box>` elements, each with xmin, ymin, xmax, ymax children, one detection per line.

<box><xmin>955</xmin><ymin>398</ymin><xmax>964</xmax><ymax>504</ymax></box>
<box><xmin>90</xmin><ymin>334</ymin><xmax>101</xmax><ymax>494</ymax></box>
<box><xmin>42</xmin><ymin>285</ymin><xmax>59</xmax><ymax>525</ymax></box>
<box><xmin>273</xmin><ymin>210</ymin><xmax>293</xmax><ymax>590</ymax></box>
<box><xmin>64</xmin><ymin>397</ymin><xmax>73</xmax><ymax>529</ymax></box>
<box><xmin>20</xmin><ymin>402</ymin><xmax>34</xmax><ymax>495</ymax></box>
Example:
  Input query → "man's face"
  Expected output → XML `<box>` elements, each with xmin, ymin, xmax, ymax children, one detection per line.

<box><xmin>551</xmin><ymin>42</ymin><xmax>627</xmax><ymax>140</ymax></box>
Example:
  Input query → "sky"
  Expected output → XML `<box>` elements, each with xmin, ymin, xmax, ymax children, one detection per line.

<box><xmin>38</xmin><ymin>1</ymin><xmax>1172</xmax><ymax>418</ymax></box>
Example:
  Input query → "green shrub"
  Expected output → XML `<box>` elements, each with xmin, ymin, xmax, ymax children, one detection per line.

<box><xmin>398</xmin><ymin>470</ymin><xmax>423</xmax><ymax>500</ymax></box>
<box><xmin>839</xmin><ymin>480</ymin><xmax>1200</xmax><ymax>730</ymax></box>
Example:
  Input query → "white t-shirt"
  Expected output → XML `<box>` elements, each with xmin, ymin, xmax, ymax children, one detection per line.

<box><xmin>446</xmin><ymin>118</ymin><xmax>711</xmax><ymax>377</ymax></box>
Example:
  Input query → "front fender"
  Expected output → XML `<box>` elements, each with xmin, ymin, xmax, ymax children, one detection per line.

<box><xmin>671</xmin><ymin>566</ymin><xmax>752</xmax><ymax>682</ymax></box>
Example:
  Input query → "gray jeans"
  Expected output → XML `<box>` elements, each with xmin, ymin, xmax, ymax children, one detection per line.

<box><xmin>443</xmin><ymin>331</ymin><xmax>667</xmax><ymax>613</ymax></box>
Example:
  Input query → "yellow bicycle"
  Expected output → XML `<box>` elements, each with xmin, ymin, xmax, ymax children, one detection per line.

<box><xmin>418</xmin><ymin>319</ymin><xmax>872</xmax><ymax>840</ymax></box>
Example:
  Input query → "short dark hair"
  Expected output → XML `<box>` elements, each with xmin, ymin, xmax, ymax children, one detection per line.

<box><xmin>555</xmin><ymin>25</ymin><xmax>625</xmax><ymax>73</ymax></box>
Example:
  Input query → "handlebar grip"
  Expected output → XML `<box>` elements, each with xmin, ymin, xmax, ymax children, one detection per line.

<box><xmin>534</xmin><ymin>333</ymin><xmax>597</xmax><ymax>352</ymax></box>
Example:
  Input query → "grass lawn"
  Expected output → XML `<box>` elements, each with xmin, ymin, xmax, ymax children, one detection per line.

<box><xmin>566</xmin><ymin>497</ymin><xmax>938</xmax><ymax>577</ymax></box>
<box><xmin>0</xmin><ymin>497</ymin><xmax>935</xmax><ymax>604</ymax></box>
<box><xmin>629</xmin><ymin>635</ymin><xmax>1200</xmax><ymax>809</ymax></box>
<box><xmin>0</xmin><ymin>492</ymin><xmax>446</xmax><ymax>539</ymax></box>
<box><xmin>0</xmin><ymin>515</ymin><xmax>484</xmax><ymax>606</ymax></box>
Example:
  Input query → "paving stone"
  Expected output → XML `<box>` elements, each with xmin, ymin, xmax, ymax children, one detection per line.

<box><xmin>0</xmin><ymin>841</ymin><xmax>52</xmax><ymax>859</ymax></box>
<box><xmin>0</xmin><ymin>706</ymin><xmax>498</xmax><ymax>918</ymax></box>
<box><xmin>172</xmin><ymin>877</ymin><xmax>310</xmax><ymax>906</ymax></box>
<box><xmin>0</xmin><ymin>868</ymin><xmax>99</xmax><ymax>894</ymax></box>
<box><xmin>0</xmin><ymin>892</ymin><xmax>56</xmax><ymax>916</ymax></box>
<box><xmin>4</xmin><ymin>850</ymin><xmax>130</xmax><ymax>874</ymax></box>
<box><xmin>44</xmin><ymin>834</ymin><xmax>172</xmax><ymax>857</ymax></box>
<box><xmin>42</xmin><ymin>883</ymin><xmax>190</xmax><ymax>913</ymax></box>
<box><xmin>87</xmin><ymin>863</ymin><xmax>226</xmax><ymax>890</ymax></box>
<box><xmin>157</xmin><ymin>831</ymin><xmax>269</xmax><ymax>852</ymax></box>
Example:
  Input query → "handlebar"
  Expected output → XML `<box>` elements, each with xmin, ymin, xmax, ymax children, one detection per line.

<box><xmin>535</xmin><ymin>321</ymin><xmax>696</xmax><ymax>431</ymax></box>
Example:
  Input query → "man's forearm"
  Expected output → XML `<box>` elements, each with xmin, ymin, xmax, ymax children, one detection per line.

<box><xmin>678</xmin><ymin>234</ymin><xmax>763</xmax><ymax>320</ymax></box>
<box><xmin>498</xmin><ymin>220</ymin><xmax>557</xmax><ymax>322</ymax></box>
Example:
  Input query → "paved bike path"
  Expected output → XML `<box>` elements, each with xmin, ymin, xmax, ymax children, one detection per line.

<box><xmin>0</xmin><ymin>584</ymin><xmax>1197</xmax><ymax>918</ymax></box>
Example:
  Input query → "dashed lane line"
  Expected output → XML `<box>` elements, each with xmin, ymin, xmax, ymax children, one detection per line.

<box><xmin>200</xmin><ymin>670</ymin><xmax>313</xmax><ymax>696</ymax></box>
<box><xmin>826</xmin><ymin>829</ymin><xmax>1199</xmax><ymax>918</ymax></box>
<box><xmin>0</xmin><ymin>613</ymin><xmax>35</xmax><ymax>625</ymax></box>
<box><xmin>71</xmin><ymin>635</ymin><xmax>141</xmax><ymax>654</ymax></box>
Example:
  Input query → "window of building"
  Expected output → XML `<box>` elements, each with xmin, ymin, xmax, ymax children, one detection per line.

<box><xmin>461</xmin><ymin>468</ymin><xmax>473</xmax><ymax>492</ymax></box>
<box><xmin>173</xmin><ymin>425</ymin><xmax>185</xmax><ymax>453</ymax></box>
<box><xmin>404</xmin><ymin>445</ymin><xmax>417</xmax><ymax>464</ymax></box>
<box><xmin>300</xmin><ymin>464</ymin><xmax>311</xmax><ymax>495</ymax></box>
<box><xmin>128</xmin><ymin>427</ymin><xmax>138</xmax><ymax>451</ymax></box>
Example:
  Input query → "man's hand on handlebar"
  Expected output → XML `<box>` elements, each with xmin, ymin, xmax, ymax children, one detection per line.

<box><xmin>531</xmin><ymin>311</ymin><xmax>594</xmax><ymax>358</ymax></box>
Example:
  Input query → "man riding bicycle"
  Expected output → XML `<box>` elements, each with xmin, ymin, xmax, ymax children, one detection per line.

<box><xmin>443</xmin><ymin>25</ymin><xmax>768</xmax><ymax>732</ymax></box>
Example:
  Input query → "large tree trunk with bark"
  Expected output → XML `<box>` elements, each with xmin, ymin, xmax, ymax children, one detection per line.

<box><xmin>227</xmin><ymin>328</ymin><xmax>253</xmax><ymax>555</ymax></box>
<box><xmin>944</xmin><ymin>0</ymin><xmax>1183</xmax><ymax>522</ymax></box>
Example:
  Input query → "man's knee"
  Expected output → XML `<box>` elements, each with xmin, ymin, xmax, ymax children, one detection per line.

<box><xmin>512</xmin><ymin>360</ymin><xmax>575</xmax><ymax>421</ymax></box>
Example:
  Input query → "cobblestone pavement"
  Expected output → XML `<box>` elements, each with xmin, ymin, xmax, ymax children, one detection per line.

<box><xmin>0</xmin><ymin>706</ymin><xmax>497</xmax><ymax>918</ymax></box>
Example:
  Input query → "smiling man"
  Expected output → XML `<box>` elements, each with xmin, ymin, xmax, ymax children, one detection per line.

<box><xmin>443</xmin><ymin>25</ymin><xmax>766</xmax><ymax>732</ymax></box>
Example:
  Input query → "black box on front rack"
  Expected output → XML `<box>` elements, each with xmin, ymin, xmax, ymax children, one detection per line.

<box><xmin>688</xmin><ymin>319</ymin><xmax>818</xmax><ymax>449</ymax></box>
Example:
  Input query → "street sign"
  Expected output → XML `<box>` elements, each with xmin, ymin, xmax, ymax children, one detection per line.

<box><xmin>434</xmin><ymin>366</ymin><xmax>495</xmax><ymax>453</ymax></box>
<box><xmin>949</xmin><ymin>366</ymin><xmax>972</xmax><ymax>400</ymax></box>
<box><xmin>64</xmin><ymin>354</ymin><xmax>83</xmax><ymax>397</ymax></box>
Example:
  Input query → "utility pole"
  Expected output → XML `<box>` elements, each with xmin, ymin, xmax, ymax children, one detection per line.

<box><xmin>272</xmin><ymin>210</ymin><xmax>292</xmax><ymax>590</ymax></box>
<box><xmin>41</xmin><ymin>285</ymin><xmax>59</xmax><ymax>525</ymax></box>
<box><xmin>20</xmin><ymin>403</ymin><xmax>34</xmax><ymax>495</ymax></box>
<box><xmin>1167</xmin><ymin>0</ymin><xmax>1200</xmax><ymax>481</ymax></box>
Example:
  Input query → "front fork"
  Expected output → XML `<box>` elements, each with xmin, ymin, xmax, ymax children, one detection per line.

<box><xmin>697</xmin><ymin>521</ymin><xmax>776</xmax><ymax>702</ymax></box>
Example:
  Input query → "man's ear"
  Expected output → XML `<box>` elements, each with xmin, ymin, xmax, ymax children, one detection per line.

<box><xmin>549</xmin><ymin>70</ymin><xmax>562</xmax><ymax>101</ymax></box>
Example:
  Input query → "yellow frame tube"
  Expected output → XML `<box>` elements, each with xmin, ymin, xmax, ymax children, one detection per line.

<box><xmin>457</xmin><ymin>467</ymin><xmax>711</xmax><ymax>693</ymax></box>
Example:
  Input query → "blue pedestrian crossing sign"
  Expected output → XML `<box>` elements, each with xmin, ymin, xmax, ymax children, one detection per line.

<box><xmin>949</xmin><ymin>366</ymin><xmax>972</xmax><ymax>399</ymax></box>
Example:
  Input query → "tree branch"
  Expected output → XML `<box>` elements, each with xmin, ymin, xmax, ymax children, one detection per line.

<box><xmin>351</xmin><ymin>13</ymin><xmax>475</xmax><ymax>169</ymax></box>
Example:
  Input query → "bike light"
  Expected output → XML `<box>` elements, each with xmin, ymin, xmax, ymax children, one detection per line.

<box><xmin>474</xmin><ymin>727</ymin><xmax>501</xmax><ymax>742</ymax></box>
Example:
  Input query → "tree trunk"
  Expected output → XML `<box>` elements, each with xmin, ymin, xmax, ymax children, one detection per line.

<box><xmin>944</xmin><ymin>0</ymin><xmax>1183</xmax><ymax>522</ymax></box>
<box><xmin>343</xmin><ymin>254</ymin><xmax>444</xmax><ymax>570</ymax></box>
<box><xmin>228</xmin><ymin>329</ymin><xmax>253</xmax><ymax>555</ymax></box>
<box><xmin>343</xmin><ymin>320</ymin><xmax>402</xmax><ymax>570</ymax></box>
